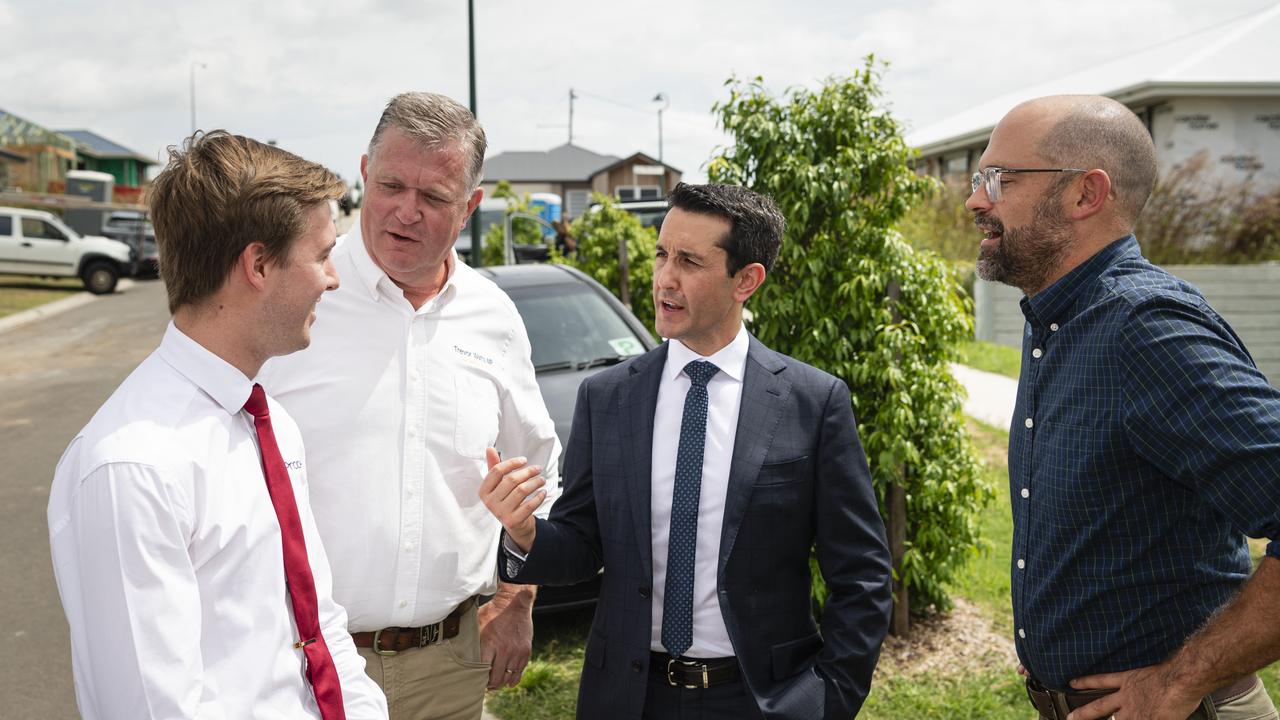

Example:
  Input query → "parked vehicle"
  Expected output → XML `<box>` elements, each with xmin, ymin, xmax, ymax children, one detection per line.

<box><xmin>588</xmin><ymin>198</ymin><xmax>670</xmax><ymax>231</ymax></box>
<box><xmin>101</xmin><ymin>210</ymin><xmax>160</xmax><ymax>278</ymax></box>
<box><xmin>476</xmin><ymin>263</ymin><xmax>658</xmax><ymax>612</ymax></box>
<box><xmin>0</xmin><ymin>206</ymin><xmax>135</xmax><ymax>293</ymax></box>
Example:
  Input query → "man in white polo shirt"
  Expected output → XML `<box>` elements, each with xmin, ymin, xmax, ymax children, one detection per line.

<box><xmin>47</xmin><ymin>131</ymin><xmax>388</xmax><ymax>719</ymax></box>
<box><xmin>260</xmin><ymin>92</ymin><xmax>561</xmax><ymax>720</ymax></box>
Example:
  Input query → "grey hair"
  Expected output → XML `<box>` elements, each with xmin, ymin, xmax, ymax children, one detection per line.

<box><xmin>1033</xmin><ymin>95</ymin><xmax>1157</xmax><ymax>227</ymax></box>
<box><xmin>366</xmin><ymin>92</ymin><xmax>487</xmax><ymax>189</ymax></box>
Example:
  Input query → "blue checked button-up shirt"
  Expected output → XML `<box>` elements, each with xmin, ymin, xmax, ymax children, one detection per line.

<box><xmin>1009</xmin><ymin>235</ymin><xmax>1280</xmax><ymax>690</ymax></box>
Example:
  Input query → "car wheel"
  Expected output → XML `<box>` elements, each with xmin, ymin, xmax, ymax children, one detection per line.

<box><xmin>82</xmin><ymin>262</ymin><xmax>119</xmax><ymax>295</ymax></box>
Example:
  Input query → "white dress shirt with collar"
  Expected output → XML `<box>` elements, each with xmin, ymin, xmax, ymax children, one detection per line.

<box><xmin>649</xmin><ymin>324</ymin><xmax>749</xmax><ymax>658</ymax></box>
<box><xmin>258</xmin><ymin>224</ymin><xmax>562</xmax><ymax>631</ymax></box>
<box><xmin>47</xmin><ymin>323</ymin><xmax>387</xmax><ymax>720</ymax></box>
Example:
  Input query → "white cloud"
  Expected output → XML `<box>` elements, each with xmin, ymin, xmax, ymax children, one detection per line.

<box><xmin>1</xmin><ymin>0</ymin><xmax>1274</xmax><ymax>184</ymax></box>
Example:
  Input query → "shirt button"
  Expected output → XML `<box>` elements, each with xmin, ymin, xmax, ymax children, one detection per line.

<box><xmin>1018</xmin><ymin>628</ymin><xmax>1026</xmax><ymax>639</ymax></box>
<box><xmin>1020</xmin><ymin>488</ymin><xmax>1030</xmax><ymax>499</ymax></box>
<box><xmin>1017</xmin><ymin>558</ymin><xmax>1026</xmax><ymax>569</ymax></box>
<box><xmin>1032</xmin><ymin>348</ymin><xmax>1043</xmax><ymax>359</ymax></box>
<box><xmin>404</xmin><ymin>542</ymin><xmax>414</xmax><ymax>551</ymax></box>
<box><xmin>1050</xmin><ymin>323</ymin><xmax>1059</xmax><ymax>332</ymax></box>
<box><xmin>631</xmin><ymin>660</ymin><xmax>643</xmax><ymax>673</ymax></box>
<box><xmin>1024</xmin><ymin>417</ymin><xmax>1034</xmax><ymax>429</ymax></box>
<box><xmin>399</xmin><ymin>600</ymin><xmax>408</xmax><ymax>608</ymax></box>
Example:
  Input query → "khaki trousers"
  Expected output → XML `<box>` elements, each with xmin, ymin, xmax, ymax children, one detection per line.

<box><xmin>1215</xmin><ymin>679</ymin><xmax>1279</xmax><ymax>720</ymax></box>
<box><xmin>356</xmin><ymin>603</ymin><xmax>490</xmax><ymax>720</ymax></box>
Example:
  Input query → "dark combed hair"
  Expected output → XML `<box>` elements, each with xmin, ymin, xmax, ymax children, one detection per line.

<box><xmin>666</xmin><ymin>182</ymin><xmax>785</xmax><ymax>276</ymax></box>
<box><xmin>148</xmin><ymin>130</ymin><xmax>346</xmax><ymax>313</ymax></box>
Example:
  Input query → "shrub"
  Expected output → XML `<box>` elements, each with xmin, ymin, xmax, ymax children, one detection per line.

<box><xmin>707</xmin><ymin>60</ymin><xmax>989</xmax><ymax>616</ymax></box>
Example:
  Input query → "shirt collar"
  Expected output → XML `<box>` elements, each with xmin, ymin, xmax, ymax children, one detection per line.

<box><xmin>1023</xmin><ymin>234</ymin><xmax>1140</xmax><ymax>329</ymax></box>
<box><xmin>344</xmin><ymin>222</ymin><xmax>460</xmax><ymax>308</ymax></box>
<box><xmin>665</xmin><ymin>324</ymin><xmax>750</xmax><ymax>383</ymax></box>
<box><xmin>156</xmin><ymin>322</ymin><xmax>256</xmax><ymax>415</ymax></box>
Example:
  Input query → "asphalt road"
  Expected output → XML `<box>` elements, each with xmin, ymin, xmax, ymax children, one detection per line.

<box><xmin>0</xmin><ymin>278</ymin><xmax>170</xmax><ymax>718</ymax></box>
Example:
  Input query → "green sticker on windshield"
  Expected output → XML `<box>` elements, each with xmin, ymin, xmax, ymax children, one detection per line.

<box><xmin>608</xmin><ymin>337</ymin><xmax>644</xmax><ymax>357</ymax></box>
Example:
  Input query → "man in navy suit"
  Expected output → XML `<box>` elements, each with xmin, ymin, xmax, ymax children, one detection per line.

<box><xmin>480</xmin><ymin>182</ymin><xmax>892</xmax><ymax>719</ymax></box>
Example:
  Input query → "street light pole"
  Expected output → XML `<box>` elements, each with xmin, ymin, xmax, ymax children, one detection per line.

<box><xmin>188</xmin><ymin>61</ymin><xmax>206</xmax><ymax>134</ymax></box>
<box><xmin>652</xmin><ymin>92</ymin><xmax>669</xmax><ymax>163</ymax></box>
<box><xmin>189</xmin><ymin>61</ymin><xmax>207</xmax><ymax>135</ymax></box>
<box><xmin>468</xmin><ymin>0</ymin><xmax>483</xmax><ymax>266</ymax></box>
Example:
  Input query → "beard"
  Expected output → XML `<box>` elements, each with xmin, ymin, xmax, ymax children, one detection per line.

<box><xmin>975</xmin><ymin>187</ymin><xmax>1073</xmax><ymax>295</ymax></box>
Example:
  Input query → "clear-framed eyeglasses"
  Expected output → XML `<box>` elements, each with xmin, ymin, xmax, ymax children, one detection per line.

<box><xmin>970</xmin><ymin>167</ymin><xmax>1087</xmax><ymax>202</ymax></box>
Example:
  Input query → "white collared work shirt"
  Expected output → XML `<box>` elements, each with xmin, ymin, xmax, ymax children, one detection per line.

<box><xmin>259</xmin><ymin>225</ymin><xmax>562</xmax><ymax>631</ymax></box>
<box><xmin>47</xmin><ymin>323</ymin><xmax>387</xmax><ymax>720</ymax></box>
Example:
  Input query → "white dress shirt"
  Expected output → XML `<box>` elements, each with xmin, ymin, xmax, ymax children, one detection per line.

<box><xmin>649</xmin><ymin>325</ymin><xmax>749</xmax><ymax>657</ymax></box>
<box><xmin>259</xmin><ymin>225</ymin><xmax>562</xmax><ymax>631</ymax></box>
<box><xmin>47</xmin><ymin>323</ymin><xmax>387</xmax><ymax>720</ymax></box>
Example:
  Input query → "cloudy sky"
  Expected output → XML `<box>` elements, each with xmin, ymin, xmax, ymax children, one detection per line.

<box><xmin>1</xmin><ymin>0</ymin><xmax>1274</xmax><ymax>186</ymax></box>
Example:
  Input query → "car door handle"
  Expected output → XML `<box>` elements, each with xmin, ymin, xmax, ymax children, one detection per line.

<box><xmin>20</xmin><ymin>242</ymin><xmax>32</xmax><ymax>247</ymax></box>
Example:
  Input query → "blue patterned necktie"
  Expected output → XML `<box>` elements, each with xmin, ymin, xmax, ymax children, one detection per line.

<box><xmin>661</xmin><ymin>359</ymin><xmax>720</xmax><ymax>658</ymax></box>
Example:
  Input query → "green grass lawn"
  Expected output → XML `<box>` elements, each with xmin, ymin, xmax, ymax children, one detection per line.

<box><xmin>0</xmin><ymin>274</ymin><xmax>83</xmax><ymax>318</ymax></box>
<box><xmin>958</xmin><ymin>339</ymin><xmax>1022</xmax><ymax>380</ymax></box>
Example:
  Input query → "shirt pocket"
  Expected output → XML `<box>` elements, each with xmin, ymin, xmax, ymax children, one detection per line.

<box><xmin>453</xmin><ymin>372</ymin><xmax>500</xmax><ymax>459</ymax></box>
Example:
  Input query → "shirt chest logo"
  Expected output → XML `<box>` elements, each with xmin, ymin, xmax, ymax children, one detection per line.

<box><xmin>453</xmin><ymin>345</ymin><xmax>495</xmax><ymax>367</ymax></box>
<box><xmin>284</xmin><ymin>459</ymin><xmax>303</xmax><ymax>470</ymax></box>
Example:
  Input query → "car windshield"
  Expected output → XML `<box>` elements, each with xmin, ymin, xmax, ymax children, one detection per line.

<box><xmin>504</xmin><ymin>284</ymin><xmax>648</xmax><ymax>371</ymax></box>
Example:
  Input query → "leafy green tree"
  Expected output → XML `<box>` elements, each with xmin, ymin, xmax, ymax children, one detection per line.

<box><xmin>555</xmin><ymin>194</ymin><xmax>658</xmax><ymax>335</ymax></box>
<box><xmin>482</xmin><ymin>180</ymin><xmax>547</xmax><ymax>266</ymax></box>
<box><xmin>707</xmin><ymin>60</ymin><xmax>988</xmax><ymax>617</ymax></box>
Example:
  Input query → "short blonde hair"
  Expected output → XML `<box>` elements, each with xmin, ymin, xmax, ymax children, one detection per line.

<box><xmin>148</xmin><ymin>130</ymin><xmax>345</xmax><ymax>313</ymax></box>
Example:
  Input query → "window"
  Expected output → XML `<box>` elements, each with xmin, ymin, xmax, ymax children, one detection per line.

<box><xmin>565</xmin><ymin>190</ymin><xmax>590</xmax><ymax>219</ymax></box>
<box><xmin>616</xmin><ymin>185</ymin><xmax>662</xmax><ymax>202</ymax></box>
<box><xmin>22</xmin><ymin>218</ymin><xmax>69</xmax><ymax>241</ymax></box>
<box><xmin>0</xmin><ymin>216</ymin><xmax>11</xmax><ymax>236</ymax></box>
<box><xmin>504</xmin><ymin>284</ymin><xmax>647</xmax><ymax>370</ymax></box>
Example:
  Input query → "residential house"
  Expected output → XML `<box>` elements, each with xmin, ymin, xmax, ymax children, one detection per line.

<box><xmin>0</xmin><ymin>108</ymin><xmax>77</xmax><ymax>193</ymax></box>
<box><xmin>59</xmin><ymin>129</ymin><xmax>155</xmax><ymax>191</ymax></box>
<box><xmin>0</xmin><ymin>147</ymin><xmax>26</xmax><ymax>189</ymax></box>
<box><xmin>481</xmin><ymin>143</ymin><xmax>681</xmax><ymax>219</ymax></box>
<box><xmin>909</xmin><ymin>3</ymin><xmax>1280</xmax><ymax>193</ymax></box>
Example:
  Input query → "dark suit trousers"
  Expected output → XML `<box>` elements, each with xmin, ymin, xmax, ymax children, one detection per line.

<box><xmin>641</xmin><ymin>673</ymin><xmax>765</xmax><ymax>720</ymax></box>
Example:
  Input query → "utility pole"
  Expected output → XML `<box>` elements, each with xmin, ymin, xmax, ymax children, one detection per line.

<box><xmin>467</xmin><ymin>0</ymin><xmax>482</xmax><ymax>266</ymax></box>
<box><xmin>568</xmin><ymin>88</ymin><xmax>577</xmax><ymax>145</ymax></box>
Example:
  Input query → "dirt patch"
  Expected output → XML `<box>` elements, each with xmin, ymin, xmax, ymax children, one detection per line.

<box><xmin>873</xmin><ymin>598</ymin><xmax>1019</xmax><ymax>679</ymax></box>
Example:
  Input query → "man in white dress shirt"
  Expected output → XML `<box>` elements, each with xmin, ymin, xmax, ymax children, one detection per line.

<box><xmin>259</xmin><ymin>92</ymin><xmax>561</xmax><ymax>719</ymax></box>
<box><xmin>47</xmin><ymin>131</ymin><xmax>388</xmax><ymax>719</ymax></box>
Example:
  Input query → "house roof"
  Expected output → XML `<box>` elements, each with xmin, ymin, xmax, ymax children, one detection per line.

<box><xmin>0</xmin><ymin>147</ymin><xmax>26</xmax><ymax>162</ymax></box>
<box><xmin>57</xmin><ymin>129</ymin><xmax>155</xmax><ymax>165</ymax></box>
<box><xmin>908</xmin><ymin>2</ymin><xmax>1280</xmax><ymax>156</ymax></box>
<box><xmin>595</xmin><ymin>151</ymin><xmax>682</xmax><ymax>176</ymax></box>
<box><xmin>482</xmin><ymin>143</ymin><xmax>621</xmax><ymax>182</ymax></box>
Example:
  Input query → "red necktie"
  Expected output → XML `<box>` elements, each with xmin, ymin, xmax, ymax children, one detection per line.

<box><xmin>244</xmin><ymin>383</ymin><xmax>346</xmax><ymax>720</ymax></box>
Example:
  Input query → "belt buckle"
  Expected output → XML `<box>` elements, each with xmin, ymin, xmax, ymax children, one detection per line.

<box><xmin>666</xmin><ymin>658</ymin><xmax>708</xmax><ymax>689</ymax></box>
<box><xmin>372</xmin><ymin>628</ymin><xmax>397</xmax><ymax>657</ymax></box>
<box><xmin>419</xmin><ymin>623</ymin><xmax>441</xmax><ymax>647</ymax></box>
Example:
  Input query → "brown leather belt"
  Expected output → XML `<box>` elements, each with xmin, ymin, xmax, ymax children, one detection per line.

<box><xmin>649</xmin><ymin>651</ymin><xmax>740</xmax><ymax>689</ymax></box>
<box><xmin>1025</xmin><ymin>673</ymin><xmax>1259</xmax><ymax>720</ymax></box>
<box><xmin>351</xmin><ymin>597</ymin><xmax>476</xmax><ymax>657</ymax></box>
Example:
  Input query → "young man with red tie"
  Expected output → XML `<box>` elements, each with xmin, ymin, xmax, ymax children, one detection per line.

<box><xmin>47</xmin><ymin>131</ymin><xmax>387</xmax><ymax>719</ymax></box>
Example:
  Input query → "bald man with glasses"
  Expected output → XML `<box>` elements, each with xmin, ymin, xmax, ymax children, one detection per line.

<box><xmin>966</xmin><ymin>95</ymin><xmax>1280</xmax><ymax>720</ymax></box>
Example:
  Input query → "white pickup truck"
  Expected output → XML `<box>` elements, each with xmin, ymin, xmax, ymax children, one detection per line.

<box><xmin>0</xmin><ymin>206</ymin><xmax>136</xmax><ymax>294</ymax></box>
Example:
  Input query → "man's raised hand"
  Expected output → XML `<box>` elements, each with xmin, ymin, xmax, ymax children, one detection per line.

<box><xmin>480</xmin><ymin>447</ymin><xmax>545</xmax><ymax>553</ymax></box>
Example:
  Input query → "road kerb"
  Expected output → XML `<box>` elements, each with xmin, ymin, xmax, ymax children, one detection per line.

<box><xmin>0</xmin><ymin>278</ymin><xmax>137</xmax><ymax>336</ymax></box>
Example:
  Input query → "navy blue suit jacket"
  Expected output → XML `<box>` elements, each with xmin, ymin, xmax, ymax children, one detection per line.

<box><xmin>501</xmin><ymin>336</ymin><xmax>892</xmax><ymax>719</ymax></box>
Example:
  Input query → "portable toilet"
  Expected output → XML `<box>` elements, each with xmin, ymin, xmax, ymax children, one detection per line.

<box><xmin>64</xmin><ymin>170</ymin><xmax>114</xmax><ymax>237</ymax></box>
